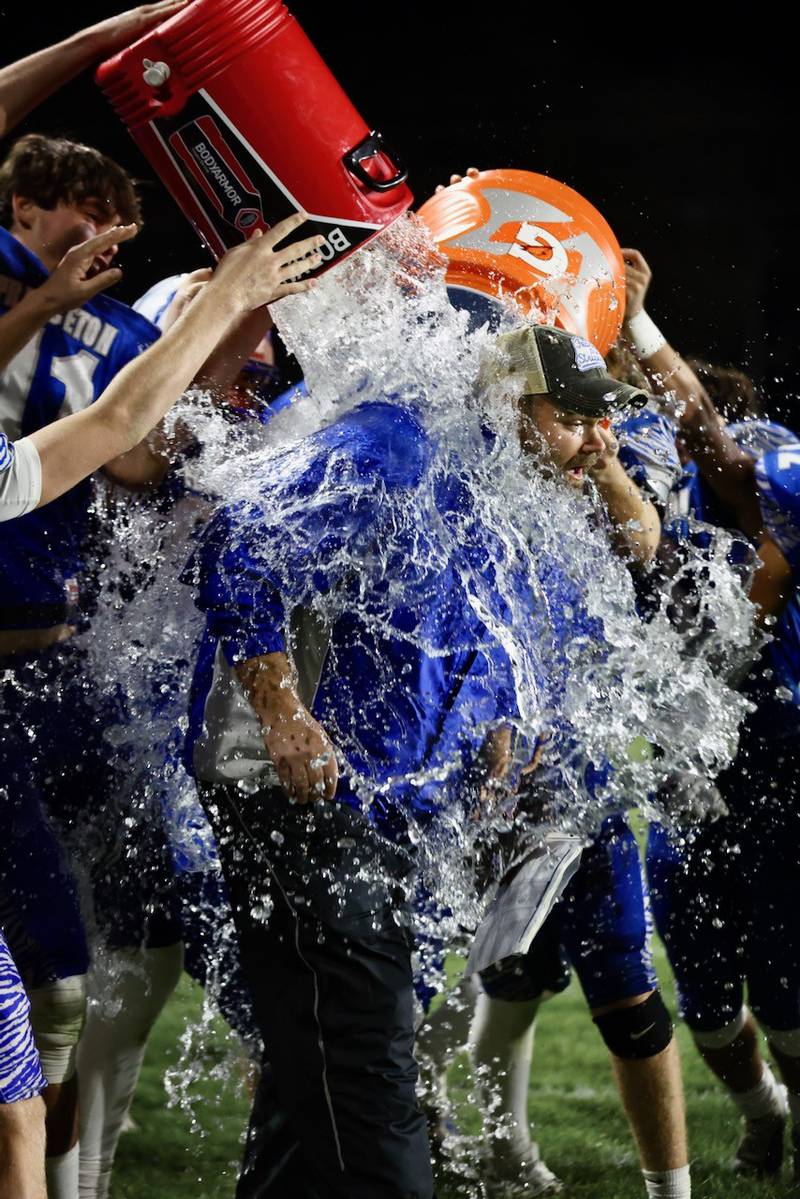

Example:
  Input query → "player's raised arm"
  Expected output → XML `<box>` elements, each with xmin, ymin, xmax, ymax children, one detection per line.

<box><xmin>101</xmin><ymin>214</ymin><xmax>323</xmax><ymax>488</ymax></box>
<box><xmin>0</xmin><ymin>2</ymin><xmax>189</xmax><ymax>139</ymax></box>
<box><xmin>747</xmin><ymin>535</ymin><xmax>795</xmax><ymax>624</ymax></box>
<box><xmin>1</xmin><ymin>215</ymin><xmax>323</xmax><ymax>516</ymax></box>
<box><xmin>621</xmin><ymin>246</ymin><xmax>762</xmax><ymax>537</ymax></box>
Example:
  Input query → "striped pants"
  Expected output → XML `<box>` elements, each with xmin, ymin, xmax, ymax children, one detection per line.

<box><xmin>0</xmin><ymin>929</ymin><xmax>46</xmax><ymax>1104</ymax></box>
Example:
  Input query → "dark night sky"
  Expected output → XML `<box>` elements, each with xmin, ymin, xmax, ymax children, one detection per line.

<box><xmin>2</xmin><ymin>3</ymin><xmax>795</xmax><ymax>418</ymax></box>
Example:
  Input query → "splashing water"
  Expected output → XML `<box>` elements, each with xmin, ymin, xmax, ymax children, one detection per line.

<box><xmin>268</xmin><ymin>216</ymin><xmax>753</xmax><ymax>916</ymax></box>
<box><xmin>82</xmin><ymin>214</ymin><xmax>757</xmax><ymax>1108</ymax></box>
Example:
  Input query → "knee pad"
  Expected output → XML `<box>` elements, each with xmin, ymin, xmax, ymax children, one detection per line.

<box><xmin>593</xmin><ymin>990</ymin><xmax>673</xmax><ymax>1060</ymax></box>
<box><xmin>28</xmin><ymin>975</ymin><xmax>87</xmax><ymax>1084</ymax></box>
<box><xmin>692</xmin><ymin>1007</ymin><xmax>748</xmax><ymax>1050</ymax></box>
<box><xmin>480</xmin><ymin>929</ymin><xmax>571</xmax><ymax>1004</ymax></box>
<box><xmin>761</xmin><ymin>1024</ymin><xmax>800</xmax><ymax>1057</ymax></box>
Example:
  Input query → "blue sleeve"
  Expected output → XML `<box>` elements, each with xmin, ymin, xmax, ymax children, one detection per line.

<box><xmin>184</xmin><ymin>401</ymin><xmax>431</xmax><ymax>663</ymax></box>
<box><xmin>616</xmin><ymin>409</ymin><xmax>681</xmax><ymax>508</ymax></box>
<box><xmin>188</xmin><ymin>511</ymin><xmax>290</xmax><ymax>662</ymax></box>
<box><xmin>756</xmin><ymin>448</ymin><xmax>800</xmax><ymax>568</ymax></box>
<box><xmin>184</xmin><ymin>481</ymin><xmax>386</xmax><ymax>664</ymax></box>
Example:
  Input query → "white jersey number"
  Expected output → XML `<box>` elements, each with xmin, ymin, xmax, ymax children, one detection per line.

<box><xmin>0</xmin><ymin>339</ymin><xmax>98</xmax><ymax>439</ymax></box>
<box><xmin>52</xmin><ymin>350</ymin><xmax>99</xmax><ymax>417</ymax></box>
<box><xmin>776</xmin><ymin>447</ymin><xmax>800</xmax><ymax>473</ymax></box>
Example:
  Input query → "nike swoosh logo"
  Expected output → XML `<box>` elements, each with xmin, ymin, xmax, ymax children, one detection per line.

<box><xmin>631</xmin><ymin>1023</ymin><xmax>656</xmax><ymax>1040</ymax></box>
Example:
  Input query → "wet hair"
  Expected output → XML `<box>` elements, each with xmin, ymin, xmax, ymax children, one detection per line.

<box><xmin>686</xmin><ymin>357</ymin><xmax>761</xmax><ymax>422</ymax></box>
<box><xmin>605</xmin><ymin>341</ymin><xmax>648</xmax><ymax>390</ymax></box>
<box><xmin>0</xmin><ymin>133</ymin><xmax>142</xmax><ymax>229</ymax></box>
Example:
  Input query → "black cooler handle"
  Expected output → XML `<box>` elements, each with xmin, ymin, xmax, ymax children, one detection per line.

<box><xmin>343</xmin><ymin>130</ymin><xmax>407</xmax><ymax>192</ymax></box>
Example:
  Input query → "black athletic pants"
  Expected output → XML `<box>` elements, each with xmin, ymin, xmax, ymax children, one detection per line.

<box><xmin>200</xmin><ymin>782</ymin><xmax>435</xmax><ymax>1199</ymax></box>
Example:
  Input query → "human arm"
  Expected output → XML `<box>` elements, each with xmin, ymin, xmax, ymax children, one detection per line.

<box><xmin>102</xmin><ymin>220</ymin><xmax>319</xmax><ymax>486</ymax></box>
<box><xmin>158</xmin><ymin>270</ymin><xmax>275</xmax><ymax>401</ymax></box>
<box><xmin>482</xmin><ymin>724</ymin><xmax>513</xmax><ymax>781</ymax></box>
<box><xmin>0</xmin><ymin>2</ymin><xmax>188</xmax><ymax>139</ymax></box>
<box><xmin>102</xmin><ymin>218</ymin><xmax>321</xmax><ymax>489</ymax></box>
<box><xmin>621</xmin><ymin>247</ymin><xmax>709</xmax><ymax>420</ymax></box>
<box><xmin>235</xmin><ymin>651</ymin><xmax>338</xmax><ymax>805</ymax></box>
<box><xmin>471</xmin><ymin>723</ymin><xmax>514</xmax><ymax>815</ymax></box>
<box><xmin>192</xmin><ymin>309</ymin><xmax>274</xmax><ymax>399</ymax></box>
<box><xmin>0</xmin><ymin>433</ymin><xmax>40</xmax><ymax>521</ymax></box>
<box><xmin>99</xmin><ymin>318</ymin><xmax>264</xmax><ymax>488</ymax></box>
<box><xmin>677</xmin><ymin>401</ymin><xmax>763</xmax><ymax>537</ymax></box>
<box><xmin>26</xmin><ymin>214</ymin><xmax>324</xmax><ymax>505</ymax></box>
<box><xmin>621</xmin><ymin>246</ymin><xmax>762</xmax><ymax>536</ymax></box>
<box><xmin>589</xmin><ymin>423</ymin><xmax>661</xmax><ymax>564</ymax></box>
<box><xmin>748</xmin><ymin>536</ymin><xmax>795</xmax><ymax>625</ymax></box>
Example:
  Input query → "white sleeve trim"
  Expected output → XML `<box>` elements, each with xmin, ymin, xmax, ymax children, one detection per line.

<box><xmin>0</xmin><ymin>436</ymin><xmax>42</xmax><ymax>521</ymax></box>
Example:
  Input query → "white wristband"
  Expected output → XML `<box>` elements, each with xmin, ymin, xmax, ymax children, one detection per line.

<box><xmin>624</xmin><ymin>309</ymin><xmax>667</xmax><ymax>359</ymax></box>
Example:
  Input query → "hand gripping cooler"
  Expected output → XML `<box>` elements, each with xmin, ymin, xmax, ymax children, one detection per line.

<box><xmin>96</xmin><ymin>0</ymin><xmax>413</xmax><ymax>271</ymax></box>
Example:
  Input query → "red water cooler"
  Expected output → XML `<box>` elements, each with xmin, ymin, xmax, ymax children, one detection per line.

<box><xmin>96</xmin><ymin>0</ymin><xmax>413</xmax><ymax>271</ymax></box>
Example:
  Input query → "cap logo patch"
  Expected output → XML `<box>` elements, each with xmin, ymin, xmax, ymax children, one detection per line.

<box><xmin>571</xmin><ymin>336</ymin><xmax>604</xmax><ymax>373</ymax></box>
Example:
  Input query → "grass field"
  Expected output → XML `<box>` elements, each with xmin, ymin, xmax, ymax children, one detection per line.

<box><xmin>112</xmin><ymin>945</ymin><xmax>798</xmax><ymax>1199</ymax></box>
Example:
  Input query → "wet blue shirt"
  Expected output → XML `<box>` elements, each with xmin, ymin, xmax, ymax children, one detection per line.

<box><xmin>756</xmin><ymin>444</ymin><xmax>800</xmax><ymax>576</ymax></box>
<box><xmin>182</xmin><ymin>399</ymin><xmax>599</xmax><ymax>837</ymax></box>
<box><xmin>621</xmin><ymin>410</ymin><xmax>800</xmax><ymax>738</ymax></box>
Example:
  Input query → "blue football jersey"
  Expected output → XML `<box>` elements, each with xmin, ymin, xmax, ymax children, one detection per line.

<box><xmin>723</xmin><ymin>427</ymin><xmax>800</xmax><ymax>730</ymax></box>
<box><xmin>621</xmin><ymin>413</ymin><xmax>800</xmax><ymax>735</ymax></box>
<box><xmin>756</xmin><ymin>444</ymin><xmax>800</xmax><ymax>574</ymax></box>
<box><xmin>133</xmin><ymin>273</ymin><xmax>187</xmax><ymax>329</ymax></box>
<box><xmin>687</xmin><ymin>423</ymin><xmax>800</xmax><ymax>735</ymax></box>
<box><xmin>616</xmin><ymin>405</ymin><xmax>682</xmax><ymax>509</ymax></box>
<box><xmin>727</xmin><ymin>419</ymin><xmax>797</xmax><ymax>460</ymax></box>
<box><xmin>0</xmin><ymin>227</ymin><xmax>159</xmax><ymax>626</ymax></box>
<box><xmin>750</xmin><ymin>445</ymin><xmax>800</xmax><ymax>719</ymax></box>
